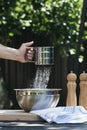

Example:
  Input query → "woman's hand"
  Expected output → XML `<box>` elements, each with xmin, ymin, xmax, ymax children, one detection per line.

<box><xmin>17</xmin><ymin>41</ymin><xmax>34</xmax><ymax>63</ymax></box>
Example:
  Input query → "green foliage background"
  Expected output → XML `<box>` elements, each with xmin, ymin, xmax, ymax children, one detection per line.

<box><xmin>0</xmin><ymin>0</ymin><xmax>82</xmax><ymax>55</ymax></box>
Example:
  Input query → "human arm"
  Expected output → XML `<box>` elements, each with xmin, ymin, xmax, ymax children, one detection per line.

<box><xmin>0</xmin><ymin>41</ymin><xmax>34</xmax><ymax>63</ymax></box>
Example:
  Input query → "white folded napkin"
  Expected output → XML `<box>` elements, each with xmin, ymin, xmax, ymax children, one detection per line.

<box><xmin>30</xmin><ymin>106</ymin><xmax>87</xmax><ymax>123</ymax></box>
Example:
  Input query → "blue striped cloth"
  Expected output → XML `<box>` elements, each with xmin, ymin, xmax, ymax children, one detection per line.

<box><xmin>31</xmin><ymin>106</ymin><xmax>87</xmax><ymax>123</ymax></box>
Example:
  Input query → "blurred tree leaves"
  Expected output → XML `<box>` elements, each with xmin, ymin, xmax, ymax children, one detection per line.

<box><xmin>0</xmin><ymin>0</ymin><xmax>82</xmax><ymax>55</ymax></box>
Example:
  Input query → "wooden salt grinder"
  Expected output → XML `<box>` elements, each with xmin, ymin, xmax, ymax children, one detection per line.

<box><xmin>79</xmin><ymin>72</ymin><xmax>87</xmax><ymax>110</ymax></box>
<box><xmin>66</xmin><ymin>71</ymin><xmax>77</xmax><ymax>106</ymax></box>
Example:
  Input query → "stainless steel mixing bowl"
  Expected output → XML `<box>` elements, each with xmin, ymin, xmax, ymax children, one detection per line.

<box><xmin>14</xmin><ymin>88</ymin><xmax>61</xmax><ymax>112</ymax></box>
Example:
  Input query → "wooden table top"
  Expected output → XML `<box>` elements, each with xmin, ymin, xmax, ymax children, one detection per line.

<box><xmin>0</xmin><ymin>110</ymin><xmax>43</xmax><ymax>121</ymax></box>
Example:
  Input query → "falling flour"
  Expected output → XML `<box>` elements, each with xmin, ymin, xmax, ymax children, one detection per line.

<box><xmin>31</xmin><ymin>66</ymin><xmax>51</xmax><ymax>89</ymax></box>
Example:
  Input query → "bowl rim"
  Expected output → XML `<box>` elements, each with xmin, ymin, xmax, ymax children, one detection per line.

<box><xmin>14</xmin><ymin>88</ymin><xmax>62</xmax><ymax>91</ymax></box>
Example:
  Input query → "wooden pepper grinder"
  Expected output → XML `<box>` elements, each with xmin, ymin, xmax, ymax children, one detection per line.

<box><xmin>79</xmin><ymin>71</ymin><xmax>87</xmax><ymax>110</ymax></box>
<box><xmin>66</xmin><ymin>71</ymin><xmax>77</xmax><ymax>106</ymax></box>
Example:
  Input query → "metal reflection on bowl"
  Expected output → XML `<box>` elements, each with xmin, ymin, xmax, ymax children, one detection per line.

<box><xmin>14</xmin><ymin>88</ymin><xmax>61</xmax><ymax>112</ymax></box>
